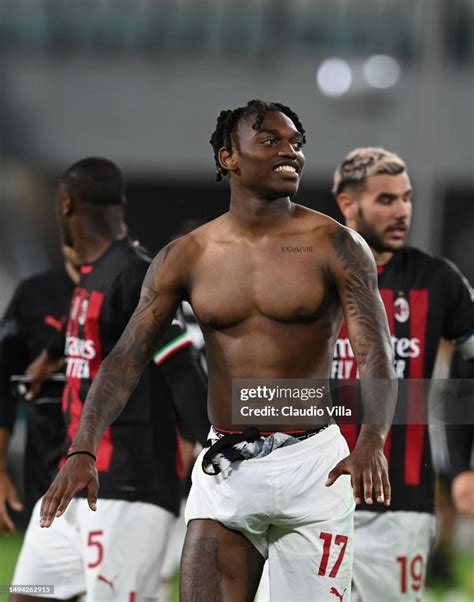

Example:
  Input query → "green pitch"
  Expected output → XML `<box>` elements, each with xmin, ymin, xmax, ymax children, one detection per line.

<box><xmin>0</xmin><ymin>532</ymin><xmax>24</xmax><ymax>600</ymax></box>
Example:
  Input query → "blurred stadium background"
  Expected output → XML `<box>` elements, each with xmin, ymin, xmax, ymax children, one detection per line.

<box><xmin>0</xmin><ymin>0</ymin><xmax>473</xmax><ymax>600</ymax></box>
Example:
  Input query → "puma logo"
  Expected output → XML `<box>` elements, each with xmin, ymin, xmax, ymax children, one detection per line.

<box><xmin>44</xmin><ymin>315</ymin><xmax>65</xmax><ymax>331</ymax></box>
<box><xmin>329</xmin><ymin>586</ymin><xmax>346</xmax><ymax>601</ymax></box>
<box><xmin>97</xmin><ymin>574</ymin><xmax>117</xmax><ymax>591</ymax></box>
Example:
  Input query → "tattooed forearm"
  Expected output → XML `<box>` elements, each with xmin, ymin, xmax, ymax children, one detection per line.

<box><xmin>180</xmin><ymin>537</ymin><xmax>223</xmax><ymax>602</ymax></box>
<box><xmin>71</xmin><ymin>243</ymin><xmax>180</xmax><ymax>451</ymax></box>
<box><xmin>330</xmin><ymin>228</ymin><xmax>394</xmax><ymax>378</ymax></box>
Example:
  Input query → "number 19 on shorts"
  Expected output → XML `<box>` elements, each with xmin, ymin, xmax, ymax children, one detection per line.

<box><xmin>397</xmin><ymin>554</ymin><xmax>425</xmax><ymax>594</ymax></box>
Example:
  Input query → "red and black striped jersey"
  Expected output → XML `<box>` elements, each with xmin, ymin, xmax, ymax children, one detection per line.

<box><xmin>332</xmin><ymin>246</ymin><xmax>474</xmax><ymax>513</ymax></box>
<box><xmin>62</xmin><ymin>238</ymin><xmax>194</xmax><ymax>516</ymax></box>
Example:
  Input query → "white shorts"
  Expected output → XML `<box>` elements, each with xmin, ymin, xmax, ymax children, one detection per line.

<box><xmin>351</xmin><ymin>510</ymin><xmax>436</xmax><ymax>602</ymax></box>
<box><xmin>185</xmin><ymin>424</ymin><xmax>355</xmax><ymax>602</ymax></box>
<box><xmin>13</xmin><ymin>497</ymin><xmax>175</xmax><ymax>601</ymax></box>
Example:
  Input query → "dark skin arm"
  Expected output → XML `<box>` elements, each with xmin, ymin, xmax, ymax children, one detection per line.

<box><xmin>0</xmin><ymin>428</ymin><xmax>23</xmax><ymax>533</ymax></box>
<box><xmin>325</xmin><ymin>226</ymin><xmax>397</xmax><ymax>506</ymax></box>
<box><xmin>40</xmin><ymin>241</ymin><xmax>186</xmax><ymax>527</ymax></box>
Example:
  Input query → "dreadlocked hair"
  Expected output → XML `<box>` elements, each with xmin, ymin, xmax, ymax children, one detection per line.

<box><xmin>209</xmin><ymin>99</ymin><xmax>306</xmax><ymax>181</ymax></box>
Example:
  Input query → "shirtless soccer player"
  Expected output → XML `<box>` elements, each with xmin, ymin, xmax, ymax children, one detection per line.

<box><xmin>40</xmin><ymin>100</ymin><xmax>397</xmax><ymax>602</ymax></box>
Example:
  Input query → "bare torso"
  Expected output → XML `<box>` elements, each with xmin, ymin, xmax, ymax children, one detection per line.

<box><xmin>185</xmin><ymin>205</ymin><xmax>343</xmax><ymax>429</ymax></box>
<box><xmin>39</xmin><ymin>109</ymin><xmax>395</xmax><ymax>534</ymax></box>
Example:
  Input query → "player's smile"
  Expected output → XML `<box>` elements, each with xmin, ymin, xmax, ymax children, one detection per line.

<box><xmin>272</xmin><ymin>160</ymin><xmax>300</xmax><ymax>179</ymax></box>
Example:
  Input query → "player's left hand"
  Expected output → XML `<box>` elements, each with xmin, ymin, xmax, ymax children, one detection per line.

<box><xmin>325</xmin><ymin>438</ymin><xmax>390</xmax><ymax>506</ymax></box>
<box><xmin>39</xmin><ymin>454</ymin><xmax>98</xmax><ymax>528</ymax></box>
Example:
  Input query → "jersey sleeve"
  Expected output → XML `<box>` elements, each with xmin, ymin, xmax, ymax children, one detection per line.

<box><xmin>439</xmin><ymin>259</ymin><xmax>474</xmax><ymax>342</ymax></box>
<box><xmin>152</xmin><ymin>311</ymin><xmax>194</xmax><ymax>366</ymax></box>
<box><xmin>103</xmin><ymin>261</ymin><xmax>149</xmax><ymax>339</ymax></box>
<box><xmin>154</xmin><ymin>311</ymin><xmax>209</xmax><ymax>444</ymax></box>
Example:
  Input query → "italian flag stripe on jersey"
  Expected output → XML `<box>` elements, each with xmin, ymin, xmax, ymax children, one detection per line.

<box><xmin>153</xmin><ymin>332</ymin><xmax>193</xmax><ymax>365</ymax></box>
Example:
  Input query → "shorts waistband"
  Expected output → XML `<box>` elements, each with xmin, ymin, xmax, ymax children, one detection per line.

<box><xmin>250</xmin><ymin>424</ymin><xmax>342</xmax><ymax>464</ymax></box>
<box><xmin>206</xmin><ymin>423</ymin><xmax>342</xmax><ymax>467</ymax></box>
<box><xmin>212</xmin><ymin>424</ymin><xmax>331</xmax><ymax>441</ymax></box>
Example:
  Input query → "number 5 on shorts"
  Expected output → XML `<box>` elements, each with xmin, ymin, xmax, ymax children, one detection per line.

<box><xmin>87</xmin><ymin>530</ymin><xmax>104</xmax><ymax>568</ymax></box>
<box><xmin>317</xmin><ymin>532</ymin><xmax>348</xmax><ymax>578</ymax></box>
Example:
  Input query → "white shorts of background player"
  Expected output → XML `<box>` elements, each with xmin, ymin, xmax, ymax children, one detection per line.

<box><xmin>13</xmin><ymin>497</ymin><xmax>174</xmax><ymax>601</ymax></box>
<box><xmin>351</xmin><ymin>510</ymin><xmax>436</xmax><ymax>602</ymax></box>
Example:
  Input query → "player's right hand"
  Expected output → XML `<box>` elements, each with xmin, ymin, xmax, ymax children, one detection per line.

<box><xmin>39</xmin><ymin>455</ymin><xmax>98</xmax><ymax>528</ymax></box>
<box><xmin>25</xmin><ymin>350</ymin><xmax>64</xmax><ymax>400</ymax></box>
<box><xmin>0</xmin><ymin>471</ymin><xmax>23</xmax><ymax>533</ymax></box>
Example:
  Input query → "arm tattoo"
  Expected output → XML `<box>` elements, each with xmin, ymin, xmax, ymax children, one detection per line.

<box><xmin>330</xmin><ymin>229</ymin><xmax>397</xmax><ymax>428</ymax></box>
<box><xmin>180</xmin><ymin>537</ymin><xmax>223</xmax><ymax>602</ymax></box>
<box><xmin>329</xmin><ymin>229</ymin><xmax>393</xmax><ymax>377</ymax></box>
<box><xmin>72</xmin><ymin>242</ymin><xmax>179</xmax><ymax>450</ymax></box>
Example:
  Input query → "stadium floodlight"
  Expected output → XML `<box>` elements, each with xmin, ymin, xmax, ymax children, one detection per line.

<box><xmin>316</xmin><ymin>58</ymin><xmax>352</xmax><ymax>97</ymax></box>
<box><xmin>363</xmin><ymin>55</ymin><xmax>401</xmax><ymax>89</ymax></box>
